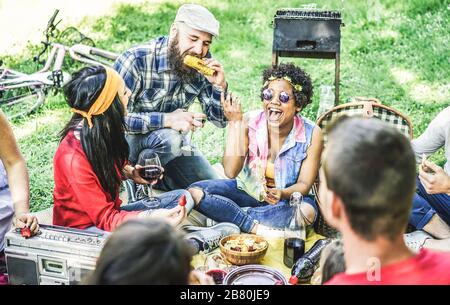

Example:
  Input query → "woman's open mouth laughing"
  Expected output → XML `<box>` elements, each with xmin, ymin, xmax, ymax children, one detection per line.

<box><xmin>268</xmin><ymin>106</ymin><xmax>284</xmax><ymax>123</ymax></box>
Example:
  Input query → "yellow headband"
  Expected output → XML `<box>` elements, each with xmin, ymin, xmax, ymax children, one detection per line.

<box><xmin>263</xmin><ymin>76</ymin><xmax>303</xmax><ymax>92</ymax></box>
<box><xmin>72</xmin><ymin>67</ymin><xmax>124</xmax><ymax>128</ymax></box>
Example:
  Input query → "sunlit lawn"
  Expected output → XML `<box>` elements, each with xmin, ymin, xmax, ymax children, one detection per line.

<box><xmin>2</xmin><ymin>0</ymin><xmax>449</xmax><ymax>211</ymax></box>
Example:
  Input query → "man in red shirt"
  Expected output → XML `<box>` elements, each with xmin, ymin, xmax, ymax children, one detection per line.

<box><xmin>318</xmin><ymin>117</ymin><xmax>450</xmax><ymax>285</ymax></box>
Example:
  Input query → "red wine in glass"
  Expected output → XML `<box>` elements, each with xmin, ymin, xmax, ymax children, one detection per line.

<box><xmin>205</xmin><ymin>269</ymin><xmax>227</xmax><ymax>285</ymax></box>
<box><xmin>138</xmin><ymin>165</ymin><xmax>162</xmax><ymax>181</ymax></box>
<box><xmin>283</xmin><ymin>237</ymin><xmax>305</xmax><ymax>268</ymax></box>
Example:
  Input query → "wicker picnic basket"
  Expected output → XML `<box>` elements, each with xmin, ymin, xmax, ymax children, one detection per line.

<box><xmin>312</xmin><ymin>97</ymin><xmax>414</xmax><ymax>238</ymax></box>
<box><xmin>219</xmin><ymin>234</ymin><xmax>268</xmax><ymax>266</ymax></box>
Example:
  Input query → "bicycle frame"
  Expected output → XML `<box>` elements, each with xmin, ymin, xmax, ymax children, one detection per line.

<box><xmin>0</xmin><ymin>9</ymin><xmax>120</xmax><ymax>119</ymax></box>
<box><xmin>1</xmin><ymin>44</ymin><xmax>67</xmax><ymax>87</ymax></box>
<box><xmin>1</xmin><ymin>41</ymin><xmax>119</xmax><ymax>90</ymax></box>
<box><xmin>0</xmin><ymin>41</ymin><xmax>120</xmax><ymax>119</ymax></box>
<box><xmin>69</xmin><ymin>44</ymin><xmax>118</xmax><ymax>67</ymax></box>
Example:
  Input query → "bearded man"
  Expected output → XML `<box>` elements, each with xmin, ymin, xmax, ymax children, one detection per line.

<box><xmin>114</xmin><ymin>4</ymin><xmax>228</xmax><ymax>193</ymax></box>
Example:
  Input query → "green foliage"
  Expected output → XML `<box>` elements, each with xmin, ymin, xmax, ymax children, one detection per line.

<box><xmin>2</xmin><ymin>0</ymin><xmax>448</xmax><ymax>210</ymax></box>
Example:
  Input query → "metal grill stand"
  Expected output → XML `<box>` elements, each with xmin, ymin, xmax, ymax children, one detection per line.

<box><xmin>272</xmin><ymin>9</ymin><xmax>343</xmax><ymax>105</ymax></box>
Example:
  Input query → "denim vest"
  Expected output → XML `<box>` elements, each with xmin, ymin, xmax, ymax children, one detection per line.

<box><xmin>236</xmin><ymin>110</ymin><xmax>315</xmax><ymax>203</ymax></box>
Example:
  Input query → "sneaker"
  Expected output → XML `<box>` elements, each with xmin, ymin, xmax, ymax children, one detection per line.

<box><xmin>184</xmin><ymin>223</ymin><xmax>240</xmax><ymax>254</ymax></box>
<box><xmin>123</xmin><ymin>179</ymin><xmax>148</xmax><ymax>203</ymax></box>
<box><xmin>123</xmin><ymin>179</ymin><xmax>137</xmax><ymax>202</ymax></box>
<box><xmin>206</xmin><ymin>217</ymin><xmax>218</xmax><ymax>227</ymax></box>
<box><xmin>404</xmin><ymin>230</ymin><xmax>432</xmax><ymax>252</ymax></box>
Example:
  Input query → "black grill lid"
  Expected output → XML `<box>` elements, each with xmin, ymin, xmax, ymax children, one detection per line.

<box><xmin>275</xmin><ymin>9</ymin><xmax>342</xmax><ymax>20</ymax></box>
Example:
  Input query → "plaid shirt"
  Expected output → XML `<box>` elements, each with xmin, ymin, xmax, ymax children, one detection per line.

<box><xmin>114</xmin><ymin>36</ymin><xmax>227</xmax><ymax>134</ymax></box>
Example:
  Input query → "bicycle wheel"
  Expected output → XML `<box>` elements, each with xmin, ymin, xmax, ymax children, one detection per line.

<box><xmin>0</xmin><ymin>85</ymin><xmax>47</xmax><ymax>120</ymax></box>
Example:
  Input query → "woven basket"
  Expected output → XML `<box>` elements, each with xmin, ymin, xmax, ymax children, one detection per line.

<box><xmin>313</xmin><ymin>97</ymin><xmax>414</xmax><ymax>238</ymax></box>
<box><xmin>219</xmin><ymin>234</ymin><xmax>268</xmax><ymax>266</ymax></box>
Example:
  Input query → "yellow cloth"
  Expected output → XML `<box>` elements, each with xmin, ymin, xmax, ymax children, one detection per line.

<box><xmin>265</xmin><ymin>161</ymin><xmax>275</xmax><ymax>188</ymax></box>
<box><xmin>191</xmin><ymin>229</ymin><xmax>325</xmax><ymax>284</ymax></box>
<box><xmin>72</xmin><ymin>67</ymin><xmax>124</xmax><ymax>128</ymax></box>
<box><xmin>265</xmin><ymin>161</ymin><xmax>275</xmax><ymax>180</ymax></box>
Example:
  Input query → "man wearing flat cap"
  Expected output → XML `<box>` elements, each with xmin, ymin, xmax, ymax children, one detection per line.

<box><xmin>114</xmin><ymin>3</ymin><xmax>228</xmax><ymax>194</ymax></box>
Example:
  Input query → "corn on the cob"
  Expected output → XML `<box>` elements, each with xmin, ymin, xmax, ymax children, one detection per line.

<box><xmin>183</xmin><ymin>55</ymin><xmax>215</xmax><ymax>76</ymax></box>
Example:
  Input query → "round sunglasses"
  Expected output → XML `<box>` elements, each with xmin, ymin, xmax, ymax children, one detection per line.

<box><xmin>262</xmin><ymin>88</ymin><xmax>291</xmax><ymax>104</ymax></box>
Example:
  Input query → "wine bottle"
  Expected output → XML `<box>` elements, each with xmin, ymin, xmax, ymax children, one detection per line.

<box><xmin>289</xmin><ymin>238</ymin><xmax>332</xmax><ymax>284</ymax></box>
<box><xmin>283</xmin><ymin>192</ymin><xmax>306</xmax><ymax>268</ymax></box>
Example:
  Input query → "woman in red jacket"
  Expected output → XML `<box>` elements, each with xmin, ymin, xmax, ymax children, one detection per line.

<box><xmin>53</xmin><ymin>66</ymin><xmax>190</xmax><ymax>232</ymax></box>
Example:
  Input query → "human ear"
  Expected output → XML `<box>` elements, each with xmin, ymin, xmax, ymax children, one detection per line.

<box><xmin>169</xmin><ymin>23</ymin><xmax>178</xmax><ymax>38</ymax></box>
<box><xmin>327</xmin><ymin>192</ymin><xmax>344</xmax><ymax>231</ymax></box>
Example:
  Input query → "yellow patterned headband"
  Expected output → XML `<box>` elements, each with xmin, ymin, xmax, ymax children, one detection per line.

<box><xmin>72</xmin><ymin>67</ymin><xmax>124</xmax><ymax>129</ymax></box>
<box><xmin>263</xmin><ymin>76</ymin><xmax>302</xmax><ymax>92</ymax></box>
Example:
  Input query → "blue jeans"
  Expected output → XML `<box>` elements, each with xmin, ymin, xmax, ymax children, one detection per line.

<box><xmin>121</xmin><ymin>189</ymin><xmax>194</xmax><ymax>213</ymax></box>
<box><xmin>190</xmin><ymin>179</ymin><xmax>318</xmax><ymax>233</ymax></box>
<box><xmin>86</xmin><ymin>189</ymin><xmax>194</xmax><ymax>234</ymax></box>
<box><xmin>409</xmin><ymin>177</ymin><xmax>450</xmax><ymax>229</ymax></box>
<box><xmin>126</xmin><ymin>128</ymin><xmax>218</xmax><ymax>190</ymax></box>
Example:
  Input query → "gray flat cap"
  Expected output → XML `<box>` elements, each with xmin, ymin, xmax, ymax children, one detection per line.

<box><xmin>174</xmin><ymin>3</ymin><xmax>220</xmax><ymax>37</ymax></box>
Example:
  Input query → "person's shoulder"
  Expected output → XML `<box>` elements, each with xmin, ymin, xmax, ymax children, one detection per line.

<box><xmin>245</xmin><ymin>110</ymin><xmax>264</xmax><ymax>127</ymax></box>
<box><xmin>296</xmin><ymin>115</ymin><xmax>321</xmax><ymax>139</ymax></box>
<box><xmin>298</xmin><ymin>115</ymin><xmax>315</xmax><ymax>126</ymax></box>
<box><xmin>429</xmin><ymin>106</ymin><xmax>450</xmax><ymax>128</ymax></box>
<box><xmin>416</xmin><ymin>249</ymin><xmax>450</xmax><ymax>284</ymax></box>
<box><xmin>120</xmin><ymin>36</ymin><xmax>167</xmax><ymax>60</ymax></box>
<box><xmin>420</xmin><ymin>248</ymin><xmax>450</xmax><ymax>264</ymax></box>
<box><xmin>416</xmin><ymin>248</ymin><xmax>450</xmax><ymax>274</ymax></box>
<box><xmin>56</xmin><ymin>131</ymin><xmax>77</xmax><ymax>154</ymax></box>
<box><xmin>55</xmin><ymin>132</ymin><xmax>87</xmax><ymax>167</ymax></box>
<box><xmin>323</xmin><ymin>272</ymin><xmax>363</xmax><ymax>285</ymax></box>
<box><xmin>437</xmin><ymin>106</ymin><xmax>450</xmax><ymax>117</ymax></box>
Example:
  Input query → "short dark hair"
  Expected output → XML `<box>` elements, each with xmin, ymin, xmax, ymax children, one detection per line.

<box><xmin>260</xmin><ymin>63</ymin><xmax>313</xmax><ymax>110</ymax></box>
<box><xmin>324</xmin><ymin>117</ymin><xmax>416</xmax><ymax>241</ymax></box>
<box><xmin>84</xmin><ymin>218</ymin><xmax>193</xmax><ymax>285</ymax></box>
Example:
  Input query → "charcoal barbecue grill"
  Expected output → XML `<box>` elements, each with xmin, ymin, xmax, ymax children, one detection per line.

<box><xmin>272</xmin><ymin>8</ymin><xmax>343</xmax><ymax>104</ymax></box>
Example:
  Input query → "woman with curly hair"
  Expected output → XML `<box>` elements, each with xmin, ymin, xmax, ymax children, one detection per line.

<box><xmin>187</xmin><ymin>63</ymin><xmax>323</xmax><ymax>235</ymax></box>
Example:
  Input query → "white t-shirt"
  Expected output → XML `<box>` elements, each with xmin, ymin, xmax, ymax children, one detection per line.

<box><xmin>412</xmin><ymin>106</ymin><xmax>450</xmax><ymax>175</ymax></box>
<box><xmin>0</xmin><ymin>160</ymin><xmax>13</xmax><ymax>251</ymax></box>
<box><xmin>0</xmin><ymin>160</ymin><xmax>7</xmax><ymax>190</ymax></box>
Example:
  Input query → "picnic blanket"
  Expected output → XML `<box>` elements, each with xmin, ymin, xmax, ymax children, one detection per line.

<box><xmin>191</xmin><ymin>229</ymin><xmax>325</xmax><ymax>282</ymax></box>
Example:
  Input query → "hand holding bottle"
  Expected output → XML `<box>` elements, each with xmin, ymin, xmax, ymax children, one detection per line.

<box><xmin>264</xmin><ymin>187</ymin><xmax>282</xmax><ymax>205</ymax></box>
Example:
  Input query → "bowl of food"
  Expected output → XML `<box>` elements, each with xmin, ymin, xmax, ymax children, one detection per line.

<box><xmin>219</xmin><ymin>234</ymin><xmax>268</xmax><ymax>266</ymax></box>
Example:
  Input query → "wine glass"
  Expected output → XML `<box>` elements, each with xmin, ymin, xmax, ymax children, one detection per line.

<box><xmin>181</xmin><ymin>101</ymin><xmax>206</xmax><ymax>152</ymax></box>
<box><xmin>141</xmin><ymin>153</ymin><xmax>162</xmax><ymax>207</ymax></box>
<box><xmin>181</xmin><ymin>117</ymin><xmax>206</xmax><ymax>152</ymax></box>
<box><xmin>196</xmin><ymin>252</ymin><xmax>233</xmax><ymax>285</ymax></box>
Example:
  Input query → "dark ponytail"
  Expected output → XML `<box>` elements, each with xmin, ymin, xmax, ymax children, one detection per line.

<box><xmin>60</xmin><ymin>65</ymin><xmax>129</xmax><ymax>200</ymax></box>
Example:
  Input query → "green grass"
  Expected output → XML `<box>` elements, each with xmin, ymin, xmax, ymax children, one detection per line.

<box><xmin>2</xmin><ymin>0</ymin><xmax>449</xmax><ymax>211</ymax></box>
